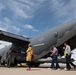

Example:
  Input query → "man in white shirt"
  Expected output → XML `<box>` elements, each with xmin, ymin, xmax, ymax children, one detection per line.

<box><xmin>65</xmin><ymin>44</ymin><xmax>71</xmax><ymax>55</ymax></box>
<box><xmin>64</xmin><ymin>42</ymin><xmax>76</xmax><ymax>70</ymax></box>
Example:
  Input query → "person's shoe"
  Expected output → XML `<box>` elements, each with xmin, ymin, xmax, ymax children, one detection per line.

<box><xmin>26</xmin><ymin>68</ymin><xmax>31</xmax><ymax>70</ymax></box>
<box><xmin>64</xmin><ymin>68</ymin><xmax>68</xmax><ymax>70</ymax></box>
<box><xmin>64</xmin><ymin>68</ymin><xmax>70</xmax><ymax>71</ymax></box>
<box><xmin>28</xmin><ymin>68</ymin><xmax>31</xmax><ymax>70</ymax></box>
<box><xmin>26</xmin><ymin>68</ymin><xmax>29</xmax><ymax>70</ymax></box>
<box><xmin>56</xmin><ymin>68</ymin><xmax>60</xmax><ymax>70</ymax></box>
<box><xmin>50</xmin><ymin>68</ymin><xmax>53</xmax><ymax>70</ymax></box>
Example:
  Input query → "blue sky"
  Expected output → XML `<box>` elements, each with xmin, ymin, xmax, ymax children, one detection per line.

<box><xmin>0</xmin><ymin>0</ymin><xmax>76</xmax><ymax>38</ymax></box>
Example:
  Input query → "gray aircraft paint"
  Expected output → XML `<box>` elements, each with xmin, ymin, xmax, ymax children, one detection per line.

<box><xmin>0</xmin><ymin>18</ymin><xmax>76</xmax><ymax>63</ymax></box>
<box><xmin>30</xmin><ymin>18</ymin><xmax>76</xmax><ymax>59</ymax></box>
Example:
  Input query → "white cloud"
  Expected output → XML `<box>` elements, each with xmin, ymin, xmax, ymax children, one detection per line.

<box><xmin>0</xmin><ymin>17</ymin><xmax>21</xmax><ymax>33</ymax></box>
<box><xmin>0</xmin><ymin>3</ymin><xmax>5</xmax><ymax>12</ymax></box>
<box><xmin>50</xmin><ymin>0</ymin><xmax>76</xmax><ymax>19</ymax></box>
<box><xmin>0</xmin><ymin>27</ymin><xmax>7</xmax><ymax>31</ymax></box>
<box><xmin>4</xmin><ymin>17</ymin><xmax>12</xmax><ymax>25</ymax></box>
<box><xmin>24</xmin><ymin>24</ymin><xmax>34</xmax><ymax>29</ymax></box>
<box><xmin>1</xmin><ymin>0</ymin><xmax>75</xmax><ymax>20</ymax></box>
<box><xmin>7</xmin><ymin>0</ymin><xmax>31</xmax><ymax>18</ymax></box>
<box><xmin>5</xmin><ymin>0</ymin><xmax>45</xmax><ymax>19</ymax></box>
<box><xmin>12</xmin><ymin>26</ymin><xmax>21</xmax><ymax>32</ymax></box>
<box><xmin>24</xmin><ymin>24</ymin><xmax>39</xmax><ymax>32</ymax></box>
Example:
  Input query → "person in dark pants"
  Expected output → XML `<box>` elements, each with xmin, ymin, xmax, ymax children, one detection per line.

<box><xmin>50</xmin><ymin>45</ymin><xmax>60</xmax><ymax>70</ymax></box>
<box><xmin>64</xmin><ymin>42</ymin><xmax>76</xmax><ymax>70</ymax></box>
<box><xmin>26</xmin><ymin>44</ymin><xmax>34</xmax><ymax>70</ymax></box>
<box><xmin>7</xmin><ymin>48</ymin><xmax>12</xmax><ymax>68</ymax></box>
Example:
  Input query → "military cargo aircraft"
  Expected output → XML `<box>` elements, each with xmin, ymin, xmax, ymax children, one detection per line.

<box><xmin>0</xmin><ymin>18</ymin><xmax>76</xmax><ymax>67</ymax></box>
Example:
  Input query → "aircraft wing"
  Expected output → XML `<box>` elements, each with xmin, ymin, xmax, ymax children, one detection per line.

<box><xmin>0</xmin><ymin>30</ymin><xmax>30</xmax><ymax>44</ymax></box>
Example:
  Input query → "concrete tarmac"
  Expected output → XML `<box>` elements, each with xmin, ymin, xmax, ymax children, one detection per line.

<box><xmin>0</xmin><ymin>63</ymin><xmax>76</xmax><ymax>75</ymax></box>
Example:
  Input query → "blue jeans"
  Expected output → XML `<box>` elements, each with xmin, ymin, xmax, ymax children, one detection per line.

<box><xmin>51</xmin><ymin>55</ymin><xmax>60</xmax><ymax>69</ymax></box>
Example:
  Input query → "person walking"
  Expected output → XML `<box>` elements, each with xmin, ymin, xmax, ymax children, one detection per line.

<box><xmin>26</xmin><ymin>44</ymin><xmax>34</xmax><ymax>70</ymax></box>
<box><xmin>64</xmin><ymin>42</ymin><xmax>76</xmax><ymax>70</ymax></box>
<box><xmin>50</xmin><ymin>45</ymin><xmax>60</xmax><ymax>70</ymax></box>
